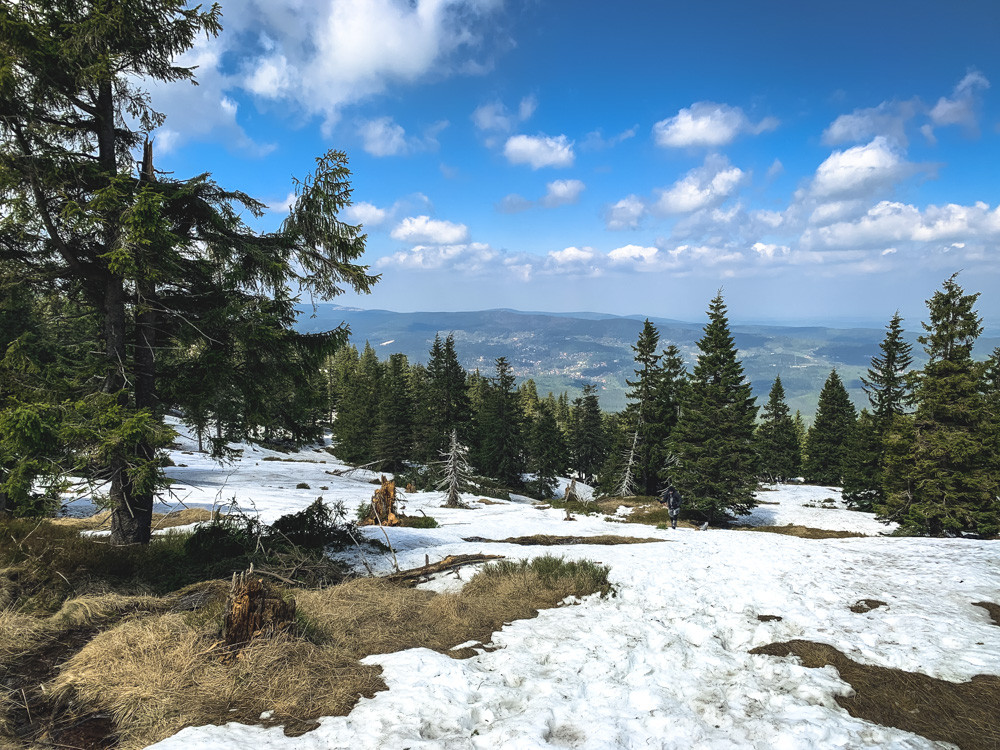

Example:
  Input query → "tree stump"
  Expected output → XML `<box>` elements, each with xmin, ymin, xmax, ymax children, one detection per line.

<box><xmin>359</xmin><ymin>476</ymin><xmax>401</xmax><ymax>526</ymax></box>
<box><xmin>223</xmin><ymin>566</ymin><xmax>296</xmax><ymax>649</ymax></box>
<box><xmin>564</xmin><ymin>478</ymin><xmax>580</xmax><ymax>503</ymax></box>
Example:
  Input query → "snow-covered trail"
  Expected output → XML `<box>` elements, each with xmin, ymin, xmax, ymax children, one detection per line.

<box><xmin>61</xmin><ymin>425</ymin><xmax>997</xmax><ymax>749</ymax></box>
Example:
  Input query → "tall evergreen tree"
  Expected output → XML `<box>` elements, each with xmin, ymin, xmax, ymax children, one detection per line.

<box><xmin>879</xmin><ymin>275</ymin><xmax>999</xmax><ymax>535</ymax></box>
<box><xmin>331</xmin><ymin>343</ymin><xmax>381</xmax><ymax>465</ymax></box>
<box><xmin>0</xmin><ymin>1</ymin><xmax>375</xmax><ymax>541</ymax></box>
<box><xmin>756</xmin><ymin>376</ymin><xmax>801</xmax><ymax>482</ymax></box>
<box><xmin>426</xmin><ymin>333</ymin><xmax>472</xmax><ymax>456</ymax></box>
<box><xmin>474</xmin><ymin>357</ymin><xmax>524</xmax><ymax>487</ymax></box>
<box><xmin>623</xmin><ymin>320</ymin><xmax>662</xmax><ymax>494</ymax></box>
<box><xmin>803</xmin><ymin>370</ymin><xmax>857</xmax><ymax>485</ymax></box>
<box><xmin>374</xmin><ymin>353</ymin><xmax>413</xmax><ymax>472</ymax></box>
<box><xmin>569</xmin><ymin>384</ymin><xmax>605</xmax><ymax>482</ymax></box>
<box><xmin>669</xmin><ymin>293</ymin><xmax>758</xmax><ymax>523</ymax></box>
<box><xmin>841</xmin><ymin>409</ymin><xmax>881</xmax><ymax>511</ymax></box>
<box><xmin>527</xmin><ymin>401</ymin><xmax>567</xmax><ymax>499</ymax></box>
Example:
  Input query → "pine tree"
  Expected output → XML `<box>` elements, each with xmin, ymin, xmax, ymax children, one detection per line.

<box><xmin>569</xmin><ymin>384</ymin><xmax>605</xmax><ymax>482</ymax></box>
<box><xmin>374</xmin><ymin>353</ymin><xmax>413</xmax><ymax>473</ymax></box>
<box><xmin>623</xmin><ymin>320</ymin><xmax>662</xmax><ymax>494</ymax></box>
<box><xmin>756</xmin><ymin>376</ymin><xmax>801</xmax><ymax>482</ymax></box>
<box><xmin>803</xmin><ymin>370</ymin><xmax>857</xmax><ymax>485</ymax></box>
<box><xmin>669</xmin><ymin>293</ymin><xmax>758</xmax><ymax>523</ymax></box>
<box><xmin>426</xmin><ymin>333</ymin><xmax>472</xmax><ymax>457</ymax></box>
<box><xmin>473</xmin><ymin>357</ymin><xmax>525</xmax><ymax>487</ymax></box>
<box><xmin>879</xmin><ymin>275</ymin><xmax>999</xmax><ymax>535</ymax></box>
<box><xmin>331</xmin><ymin>343</ymin><xmax>381</xmax><ymax>465</ymax></box>
<box><xmin>527</xmin><ymin>401</ymin><xmax>567</xmax><ymax>499</ymax></box>
<box><xmin>841</xmin><ymin>409</ymin><xmax>881</xmax><ymax>511</ymax></box>
<box><xmin>0</xmin><ymin>1</ymin><xmax>375</xmax><ymax>541</ymax></box>
<box><xmin>845</xmin><ymin>312</ymin><xmax>915</xmax><ymax>507</ymax></box>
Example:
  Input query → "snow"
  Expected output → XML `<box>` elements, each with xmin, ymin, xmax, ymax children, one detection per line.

<box><xmin>67</xmin><ymin>424</ymin><xmax>998</xmax><ymax>750</ymax></box>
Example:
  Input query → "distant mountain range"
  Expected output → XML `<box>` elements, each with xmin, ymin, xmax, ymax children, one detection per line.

<box><xmin>294</xmin><ymin>305</ymin><xmax>1000</xmax><ymax>420</ymax></box>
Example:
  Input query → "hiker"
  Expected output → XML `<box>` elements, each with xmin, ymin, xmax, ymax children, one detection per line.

<box><xmin>659</xmin><ymin>485</ymin><xmax>682</xmax><ymax>529</ymax></box>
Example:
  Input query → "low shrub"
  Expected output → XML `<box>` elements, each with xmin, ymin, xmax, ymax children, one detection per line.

<box><xmin>398</xmin><ymin>515</ymin><xmax>439</xmax><ymax>529</ymax></box>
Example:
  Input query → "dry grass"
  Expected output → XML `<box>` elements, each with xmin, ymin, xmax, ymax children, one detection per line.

<box><xmin>738</xmin><ymin>524</ymin><xmax>867</xmax><ymax>539</ymax></box>
<box><xmin>52</xmin><ymin>508</ymin><xmax>215</xmax><ymax>532</ymax></box>
<box><xmin>40</xmin><ymin>555</ymin><xmax>611</xmax><ymax>749</ymax></box>
<box><xmin>751</xmin><ymin>639</ymin><xmax>1000</xmax><ymax>750</ymax></box>
<box><xmin>972</xmin><ymin>601</ymin><xmax>1000</xmax><ymax>627</ymax></box>
<box><xmin>462</xmin><ymin>534</ymin><xmax>665</xmax><ymax>546</ymax></box>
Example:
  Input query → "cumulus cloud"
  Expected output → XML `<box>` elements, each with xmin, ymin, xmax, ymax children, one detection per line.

<box><xmin>652</xmin><ymin>102</ymin><xmax>777</xmax><ymax>148</ymax></box>
<box><xmin>377</xmin><ymin>242</ymin><xmax>498</xmax><ymax>272</ymax></box>
<box><xmin>149</xmin><ymin>0</ymin><xmax>503</xmax><ymax>144</ymax></box>
<box><xmin>608</xmin><ymin>244</ymin><xmax>659</xmax><ymax>266</ymax></box>
<box><xmin>810</xmin><ymin>137</ymin><xmax>912</xmax><ymax>199</ymax></box>
<box><xmin>751</xmin><ymin>242</ymin><xmax>790</xmax><ymax>260</ymax></box>
<box><xmin>472</xmin><ymin>95</ymin><xmax>536</xmax><ymax>133</ymax></box>
<box><xmin>344</xmin><ymin>201</ymin><xmax>389</xmax><ymax>227</ymax></box>
<box><xmin>549</xmin><ymin>246</ymin><xmax>595</xmax><ymax>264</ymax></box>
<box><xmin>929</xmin><ymin>70</ymin><xmax>990</xmax><ymax>131</ymax></box>
<box><xmin>503</xmin><ymin>134</ymin><xmax>575</xmax><ymax>169</ymax></box>
<box><xmin>540</xmin><ymin>179</ymin><xmax>585</xmax><ymax>207</ymax></box>
<box><xmin>604</xmin><ymin>195</ymin><xmax>647</xmax><ymax>230</ymax></box>
<box><xmin>822</xmin><ymin>99</ymin><xmax>919</xmax><ymax>147</ymax></box>
<box><xmin>802</xmin><ymin>200</ymin><xmax>1000</xmax><ymax>251</ymax></box>
<box><xmin>391</xmin><ymin>215</ymin><xmax>470</xmax><ymax>244</ymax></box>
<box><xmin>653</xmin><ymin>156</ymin><xmax>746</xmax><ymax>215</ymax></box>
<box><xmin>358</xmin><ymin>117</ymin><xmax>448</xmax><ymax>157</ymax></box>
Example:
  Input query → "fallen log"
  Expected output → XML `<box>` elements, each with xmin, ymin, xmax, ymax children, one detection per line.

<box><xmin>385</xmin><ymin>553</ymin><xmax>504</xmax><ymax>586</ymax></box>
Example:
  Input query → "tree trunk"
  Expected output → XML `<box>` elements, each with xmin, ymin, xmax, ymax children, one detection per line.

<box><xmin>223</xmin><ymin>567</ymin><xmax>296</xmax><ymax>649</ymax></box>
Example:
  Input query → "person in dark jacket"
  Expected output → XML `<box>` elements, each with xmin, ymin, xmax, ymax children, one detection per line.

<box><xmin>659</xmin><ymin>485</ymin><xmax>682</xmax><ymax>529</ymax></box>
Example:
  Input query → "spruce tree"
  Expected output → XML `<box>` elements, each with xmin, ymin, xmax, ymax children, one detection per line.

<box><xmin>0</xmin><ymin>1</ymin><xmax>375</xmax><ymax>541</ymax></box>
<box><xmin>374</xmin><ymin>353</ymin><xmax>413</xmax><ymax>472</ymax></box>
<box><xmin>845</xmin><ymin>312</ymin><xmax>915</xmax><ymax>507</ymax></box>
<box><xmin>331</xmin><ymin>343</ymin><xmax>381</xmax><ymax>465</ymax></box>
<box><xmin>569</xmin><ymin>384</ymin><xmax>605</xmax><ymax>482</ymax></box>
<box><xmin>880</xmin><ymin>275</ymin><xmax>999</xmax><ymax>535</ymax></box>
<box><xmin>841</xmin><ymin>409</ymin><xmax>881</xmax><ymax>511</ymax></box>
<box><xmin>756</xmin><ymin>376</ymin><xmax>801</xmax><ymax>482</ymax></box>
<box><xmin>438</xmin><ymin>429</ymin><xmax>473</xmax><ymax>508</ymax></box>
<box><xmin>473</xmin><ymin>357</ymin><xmax>525</xmax><ymax>487</ymax></box>
<box><xmin>527</xmin><ymin>401</ymin><xmax>567</xmax><ymax>499</ymax></box>
<box><xmin>623</xmin><ymin>320</ymin><xmax>662</xmax><ymax>494</ymax></box>
<box><xmin>669</xmin><ymin>293</ymin><xmax>758</xmax><ymax>523</ymax></box>
<box><xmin>803</xmin><ymin>370</ymin><xmax>857</xmax><ymax>485</ymax></box>
<box><xmin>426</xmin><ymin>333</ymin><xmax>472</xmax><ymax>456</ymax></box>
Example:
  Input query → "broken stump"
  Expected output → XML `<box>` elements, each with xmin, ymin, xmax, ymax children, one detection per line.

<box><xmin>223</xmin><ymin>565</ymin><xmax>296</xmax><ymax>649</ymax></box>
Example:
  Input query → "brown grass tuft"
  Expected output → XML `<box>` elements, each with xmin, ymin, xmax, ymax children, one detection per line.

<box><xmin>52</xmin><ymin>508</ymin><xmax>215</xmax><ymax>532</ymax></box>
<box><xmin>739</xmin><ymin>524</ymin><xmax>867</xmax><ymax>539</ymax></box>
<box><xmin>42</xmin><ymin>556</ymin><xmax>611</xmax><ymax>748</ymax></box>
<box><xmin>751</xmin><ymin>639</ymin><xmax>1000</xmax><ymax>750</ymax></box>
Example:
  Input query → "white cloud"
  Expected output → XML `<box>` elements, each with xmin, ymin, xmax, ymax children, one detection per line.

<box><xmin>503</xmin><ymin>134</ymin><xmax>575</xmax><ymax>169</ymax></box>
<box><xmin>548</xmin><ymin>246</ymin><xmax>594</xmax><ymax>264</ymax></box>
<box><xmin>808</xmin><ymin>200</ymin><xmax>866</xmax><ymax>226</ymax></box>
<box><xmin>344</xmin><ymin>201</ymin><xmax>389</xmax><ymax>227</ymax></box>
<box><xmin>604</xmin><ymin>195</ymin><xmax>647</xmax><ymax>230</ymax></box>
<box><xmin>802</xmin><ymin>200</ymin><xmax>1000</xmax><ymax>251</ymax></box>
<box><xmin>473</xmin><ymin>95</ymin><xmax>536</xmax><ymax>133</ymax></box>
<box><xmin>391</xmin><ymin>215</ymin><xmax>470</xmax><ymax>244</ymax></box>
<box><xmin>150</xmin><ymin>0</ymin><xmax>503</xmax><ymax>144</ymax></box>
<box><xmin>377</xmin><ymin>242</ymin><xmax>498</xmax><ymax>272</ymax></box>
<box><xmin>267</xmin><ymin>191</ymin><xmax>297</xmax><ymax>214</ymax></box>
<box><xmin>653</xmin><ymin>157</ymin><xmax>746</xmax><ymax>215</ymax></box>
<box><xmin>810</xmin><ymin>137</ymin><xmax>911</xmax><ymax>199</ymax></box>
<box><xmin>929</xmin><ymin>70</ymin><xmax>990</xmax><ymax>130</ymax></box>
<box><xmin>766</xmin><ymin>159</ymin><xmax>784</xmax><ymax>179</ymax></box>
<box><xmin>358</xmin><ymin>117</ymin><xmax>448</xmax><ymax>157</ymax></box>
<box><xmin>608</xmin><ymin>244</ymin><xmax>659</xmax><ymax>265</ymax></box>
<box><xmin>540</xmin><ymin>179</ymin><xmax>585</xmax><ymax>207</ymax></box>
<box><xmin>652</xmin><ymin>102</ymin><xmax>778</xmax><ymax>148</ymax></box>
<box><xmin>822</xmin><ymin>100</ymin><xmax>918</xmax><ymax>147</ymax></box>
<box><xmin>751</xmin><ymin>242</ymin><xmax>790</xmax><ymax>260</ymax></box>
<box><xmin>359</xmin><ymin>116</ymin><xmax>409</xmax><ymax>156</ymax></box>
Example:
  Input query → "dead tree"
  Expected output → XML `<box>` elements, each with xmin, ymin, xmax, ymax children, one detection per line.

<box><xmin>223</xmin><ymin>565</ymin><xmax>296</xmax><ymax>649</ymax></box>
<box><xmin>358</xmin><ymin>475</ymin><xmax>401</xmax><ymax>526</ymax></box>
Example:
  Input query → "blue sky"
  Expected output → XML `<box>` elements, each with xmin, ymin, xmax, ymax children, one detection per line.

<box><xmin>150</xmin><ymin>0</ymin><xmax>1000</xmax><ymax>326</ymax></box>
